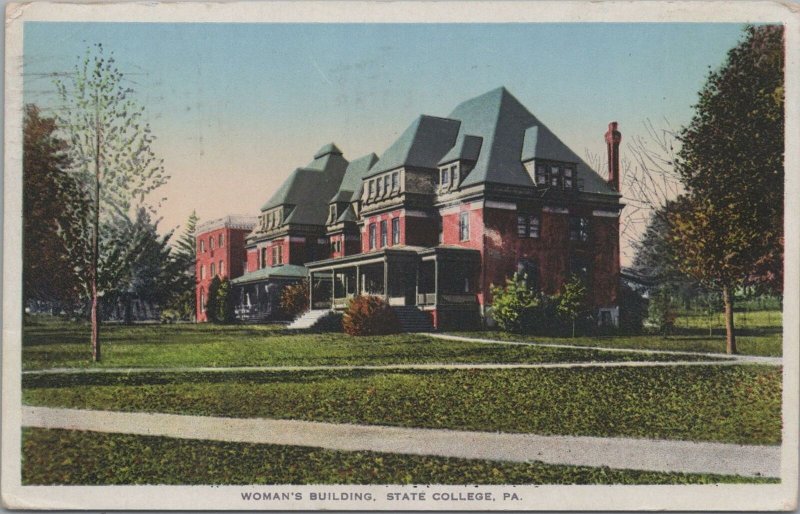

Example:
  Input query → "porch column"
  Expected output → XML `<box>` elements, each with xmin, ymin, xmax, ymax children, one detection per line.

<box><xmin>309</xmin><ymin>272</ymin><xmax>314</xmax><ymax>309</ymax></box>
<box><xmin>356</xmin><ymin>265</ymin><xmax>361</xmax><ymax>295</ymax></box>
<box><xmin>383</xmin><ymin>258</ymin><xmax>389</xmax><ymax>302</ymax></box>
<box><xmin>434</xmin><ymin>256</ymin><xmax>439</xmax><ymax>307</ymax></box>
<box><xmin>331</xmin><ymin>269</ymin><xmax>336</xmax><ymax>309</ymax></box>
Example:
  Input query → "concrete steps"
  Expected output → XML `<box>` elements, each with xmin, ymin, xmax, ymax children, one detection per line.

<box><xmin>392</xmin><ymin>306</ymin><xmax>434</xmax><ymax>332</ymax></box>
<box><xmin>287</xmin><ymin>309</ymin><xmax>333</xmax><ymax>330</ymax></box>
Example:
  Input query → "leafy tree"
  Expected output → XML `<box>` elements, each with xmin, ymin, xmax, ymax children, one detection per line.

<box><xmin>670</xmin><ymin>24</ymin><xmax>783</xmax><ymax>354</ymax></box>
<box><xmin>22</xmin><ymin>104</ymin><xmax>82</xmax><ymax>311</ymax></box>
<box><xmin>646</xmin><ymin>288</ymin><xmax>677</xmax><ymax>337</ymax></box>
<box><xmin>55</xmin><ymin>44</ymin><xmax>168</xmax><ymax>361</ymax></box>
<box><xmin>556</xmin><ymin>275</ymin><xmax>587</xmax><ymax>338</ymax></box>
<box><xmin>167</xmin><ymin>211</ymin><xmax>199</xmax><ymax>320</ymax></box>
<box><xmin>206</xmin><ymin>276</ymin><xmax>222</xmax><ymax>323</ymax></box>
<box><xmin>280</xmin><ymin>279</ymin><xmax>309</xmax><ymax>319</ymax></box>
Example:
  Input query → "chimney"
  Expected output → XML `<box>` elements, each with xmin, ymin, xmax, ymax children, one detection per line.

<box><xmin>604</xmin><ymin>121</ymin><xmax>622</xmax><ymax>192</ymax></box>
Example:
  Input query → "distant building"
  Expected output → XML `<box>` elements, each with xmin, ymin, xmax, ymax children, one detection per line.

<box><xmin>203</xmin><ymin>87</ymin><xmax>623</xmax><ymax>329</ymax></box>
<box><xmin>195</xmin><ymin>215</ymin><xmax>256</xmax><ymax>322</ymax></box>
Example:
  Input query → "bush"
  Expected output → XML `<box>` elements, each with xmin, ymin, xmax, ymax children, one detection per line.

<box><xmin>342</xmin><ymin>295</ymin><xmax>400</xmax><ymax>336</ymax></box>
<box><xmin>280</xmin><ymin>279</ymin><xmax>309</xmax><ymax>319</ymax></box>
<box><xmin>555</xmin><ymin>275</ymin><xmax>588</xmax><ymax>337</ymax></box>
<box><xmin>490</xmin><ymin>273</ymin><xmax>553</xmax><ymax>334</ymax></box>
<box><xmin>206</xmin><ymin>276</ymin><xmax>221</xmax><ymax>323</ymax></box>
<box><xmin>646</xmin><ymin>288</ymin><xmax>678</xmax><ymax>336</ymax></box>
<box><xmin>619</xmin><ymin>283</ymin><xmax>648</xmax><ymax>335</ymax></box>
<box><xmin>160</xmin><ymin>309</ymin><xmax>180</xmax><ymax>324</ymax></box>
<box><xmin>312</xmin><ymin>311</ymin><xmax>343</xmax><ymax>333</ymax></box>
<box><xmin>214</xmin><ymin>278</ymin><xmax>235</xmax><ymax>324</ymax></box>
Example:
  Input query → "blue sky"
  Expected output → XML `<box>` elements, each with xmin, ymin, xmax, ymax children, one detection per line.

<box><xmin>24</xmin><ymin>21</ymin><xmax>747</xmax><ymax>257</ymax></box>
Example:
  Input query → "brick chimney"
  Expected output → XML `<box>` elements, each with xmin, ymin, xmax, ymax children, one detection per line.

<box><xmin>604</xmin><ymin>121</ymin><xmax>622</xmax><ymax>192</ymax></box>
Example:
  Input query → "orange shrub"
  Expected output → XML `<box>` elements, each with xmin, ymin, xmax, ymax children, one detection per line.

<box><xmin>342</xmin><ymin>295</ymin><xmax>400</xmax><ymax>336</ymax></box>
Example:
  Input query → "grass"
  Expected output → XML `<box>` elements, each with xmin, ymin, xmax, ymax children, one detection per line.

<box><xmin>23</xmin><ymin>365</ymin><xmax>781</xmax><ymax>445</ymax></box>
<box><xmin>22</xmin><ymin>320</ymin><xmax>730</xmax><ymax>371</ymax></box>
<box><xmin>452</xmin><ymin>310</ymin><xmax>783</xmax><ymax>357</ymax></box>
<box><xmin>22</xmin><ymin>428</ymin><xmax>777</xmax><ymax>485</ymax></box>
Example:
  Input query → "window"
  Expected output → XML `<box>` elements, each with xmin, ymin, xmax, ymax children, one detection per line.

<box><xmin>550</xmin><ymin>166</ymin><xmax>561</xmax><ymax>187</ymax></box>
<box><xmin>272</xmin><ymin>245</ymin><xmax>283</xmax><ymax>265</ymax></box>
<box><xmin>536</xmin><ymin>165</ymin><xmax>547</xmax><ymax>185</ymax></box>
<box><xmin>368</xmin><ymin>180</ymin><xmax>375</xmax><ymax>198</ymax></box>
<box><xmin>517</xmin><ymin>214</ymin><xmax>541</xmax><ymax>238</ymax></box>
<box><xmin>392</xmin><ymin>217</ymin><xmax>400</xmax><ymax>245</ymax></box>
<box><xmin>210</xmin><ymin>237</ymin><xmax>215</xmax><ymax>250</ymax></box>
<box><xmin>441</xmin><ymin>168</ymin><xmax>450</xmax><ymax>186</ymax></box>
<box><xmin>438</xmin><ymin>217</ymin><xmax>443</xmax><ymax>244</ymax></box>
<box><xmin>337</xmin><ymin>240</ymin><xmax>342</xmax><ymax>253</ymax></box>
<box><xmin>391</xmin><ymin>172</ymin><xmax>399</xmax><ymax>191</ymax></box>
<box><xmin>570</xmin><ymin>255</ymin><xmax>590</xmax><ymax>284</ymax></box>
<box><xmin>200</xmin><ymin>240</ymin><xmax>205</xmax><ymax>253</ymax></box>
<box><xmin>200</xmin><ymin>265</ymin><xmax>205</xmax><ymax>280</ymax></box>
<box><xmin>200</xmin><ymin>291</ymin><xmax>206</xmax><ymax>312</ymax></box>
<box><xmin>218</xmin><ymin>234</ymin><xmax>224</xmax><ymax>247</ymax></box>
<box><xmin>569</xmin><ymin>216</ymin><xmax>590</xmax><ymax>242</ymax></box>
<box><xmin>219</xmin><ymin>260</ymin><xmax>225</xmax><ymax>276</ymax></box>
<box><xmin>450</xmin><ymin>165</ymin><xmax>458</xmax><ymax>186</ymax></box>
<box><xmin>459</xmin><ymin>211</ymin><xmax>470</xmax><ymax>241</ymax></box>
<box><xmin>210</xmin><ymin>263</ymin><xmax>216</xmax><ymax>276</ymax></box>
<box><xmin>369</xmin><ymin>223</ymin><xmax>376</xmax><ymax>249</ymax></box>
<box><xmin>261</xmin><ymin>247</ymin><xmax>268</xmax><ymax>269</ymax></box>
<box><xmin>563</xmin><ymin>167</ymin><xmax>574</xmax><ymax>189</ymax></box>
<box><xmin>329</xmin><ymin>204</ymin><xmax>337</xmax><ymax>223</ymax></box>
<box><xmin>516</xmin><ymin>259</ymin><xmax>539</xmax><ymax>291</ymax></box>
<box><xmin>380</xmin><ymin>220</ymin><xmax>388</xmax><ymax>247</ymax></box>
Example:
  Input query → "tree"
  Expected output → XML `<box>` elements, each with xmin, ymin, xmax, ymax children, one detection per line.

<box><xmin>671</xmin><ymin>25</ymin><xmax>783</xmax><ymax>354</ymax></box>
<box><xmin>489</xmin><ymin>272</ymin><xmax>547</xmax><ymax>334</ymax></box>
<box><xmin>556</xmin><ymin>275</ymin><xmax>587</xmax><ymax>338</ymax></box>
<box><xmin>22</xmin><ymin>104</ymin><xmax>82</xmax><ymax>311</ymax></box>
<box><xmin>55</xmin><ymin>44</ymin><xmax>168</xmax><ymax>361</ymax></box>
<box><xmin>167</xmin><ymin>211</ymin><xmax>199</xmax><ymax>320</ymax></box>
<box><xmin>101</xmin><ymin>207</ymin><xmax>175</xmax><ymax>323</ymax></box>
<box><xmin>206</xmin><ymin>276</ymin><xmax>222</xmax><ymax>323</ymax></box>
<box><xmin>214</xmin><ymin>278</ymin><xmax>235</xmax><ymax>323</ymax></box>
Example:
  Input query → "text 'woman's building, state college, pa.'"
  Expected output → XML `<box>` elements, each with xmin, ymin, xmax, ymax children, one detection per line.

<box><xmin>195</xmin><ymin>87</ymin><xmax>623</xmax><ymax>330</ymax></box>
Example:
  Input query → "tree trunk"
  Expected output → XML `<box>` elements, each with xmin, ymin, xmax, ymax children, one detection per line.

<box><xmin>722</xmin><ymin>285</ymin><xmax>737</xmax><ymax>355</ymax></box>
<box><xmin>91</xmin><ymin>98</ymin><xmax>102</xmax><ymax>362</ymax></box>
<box><xmin>572</xmin><ymin>319</ymin><xmax>576</xmax><ymax>338</ymax></box>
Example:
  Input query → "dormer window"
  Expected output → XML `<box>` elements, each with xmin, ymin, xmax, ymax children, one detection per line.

<box><xmin>329</xmin><ymin>204</ymin><xmax>337</xmax><ymax>223</ymax></box>
<box><xmin>391</xmin><ymin>172</ymin><xmax>399</xmax><ymax>192</ymax></box>
<box><xmin>550</xmin><ymin>166</ymin><xmax>561</xmax><ymax>187</ymax></box>
<box><xmin>564</xmin><ymin>167</ymin><xmax>574</xmax><ymax>189</ymax></box>
<box><xmin>441</xmin><ymin>168</ymin><xmax>450</xmax><ymax>186</ymax></box>
<box><xmin>450</xmin><ymin>165</ymin><xmax>458</xmax><ymax>187</ymax></box>
<box><xmin>368</xmin><ymin>180</ymin><xmax>375</xmax><ymax>199</ymax></box>
<box><xmin>536</xmin><ymin>165</ymin><xmax>547</xmax><ymax>185</ymax></box>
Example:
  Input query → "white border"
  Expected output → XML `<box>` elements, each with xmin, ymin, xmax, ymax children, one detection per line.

<box><xmin>3</xmin><ymin>1</ymin><xmax>799</xmax><ymax>510</ymax></box>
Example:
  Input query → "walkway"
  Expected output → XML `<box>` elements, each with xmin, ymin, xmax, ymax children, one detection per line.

<box><xmin>428</xmin><ymin>333</ymin><xmax>783</xmax><ymax>365</ymax></box>
<box><xmin>23</xmin><ymin>359</ymin><xmax>758</xmax><ymax>376</ymax></box>
<box><xmin>22</xmin><ymin>406</ymin><xmax>779</xmax><ymax>478</ymax></box>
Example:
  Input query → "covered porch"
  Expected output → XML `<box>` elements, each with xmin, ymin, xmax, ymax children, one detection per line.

<box><xmin>306</xmin><ymin>246</ymin><xmax>481</xmax><ymax>315</ymax></box>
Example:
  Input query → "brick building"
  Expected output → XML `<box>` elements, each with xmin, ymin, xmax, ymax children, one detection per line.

<box><xmin>208</xmin><ymin>87</ymin><xmax>623</xmax><ymax>329</ymax></box>
<box><xmin>195</xmin><ymin>215</ymin><xmax>256</xmax><ymax>322</ymax></box>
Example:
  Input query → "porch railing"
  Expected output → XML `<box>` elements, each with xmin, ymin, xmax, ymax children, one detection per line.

<box><xmin>416</xmin><ymin>293</ymin><xmax>476</xmax><ymax>306</ymax></box>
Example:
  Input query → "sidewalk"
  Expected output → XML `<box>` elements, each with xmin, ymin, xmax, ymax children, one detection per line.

<box><xmin>22</xmin><ymin>406</ymin><xmax>780</xmax><ymax>478</ymax></box>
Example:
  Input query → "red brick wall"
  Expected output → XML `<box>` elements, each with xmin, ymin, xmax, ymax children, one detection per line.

<box><xmin>361</xmin><ymin>209</ymin><xmax>405</xmax><ymax>253</ymax></box>
<box><xmin>589</xmin><ymin>215</ymin><xmax>620</xmax><ymax>307</ymax></box>
<box><xmin>196</xmin><ymin>226</ymin><xmax>252</xmax><ymax>322</ymax></box>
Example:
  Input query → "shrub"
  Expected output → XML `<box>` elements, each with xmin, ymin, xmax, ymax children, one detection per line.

<box><xmin>618</xmin><ymin>283</ymin><xmax>648</xmax><ymax>335</ymax></box>
<box><xmin>280</xmin><ymin>279</ymin><xmax>309</xmax><ymax>319</ymax></box>
<box><xmin>647</xmin><ymin>288</ymin><xmax>678</xmax><ymax>336</ymax></box>
<box><xmin>206</xmin><ymin>276</ymin><xmax>222</xmax><ymax>323</ymax></box>
<box><xmin>490</xmin><ymin>273</ymin><xmax>552</xmax><ymax>334</ymax></box>
<box><xmin>555</xmin><ymin>275</ymin><xmax>588</xmax><ymax>337</ymax></box>
<box><xmin>313</xmin><ymin>311</ymin><xmax>344</xmax><ymax>333</ymax></box>
<box><xmin>160</xmin><ymin>309</ymin><xmax>180</xmax><ymax>324</ymax></box>
<box><xmin>214</xmin><ymin>278</ymin><xmax>235</xmax><ymax>324</ymax></box>
<box><xmin>342</xmin><ymin>295</ymin><xmax>400</xmax><ymax>336</ymax></box>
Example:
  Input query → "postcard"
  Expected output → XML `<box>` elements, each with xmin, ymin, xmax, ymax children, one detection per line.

<box><xmin>3</xmin><ymin>0</ymin><xmax>798</xmax><ymax>510</ymax></box>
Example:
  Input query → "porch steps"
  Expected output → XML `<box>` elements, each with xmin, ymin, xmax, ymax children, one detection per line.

<box><xmin>392</xmin><ymin>306</ymin><xmax>435</xmax><ymax>333</ymax></box>
<box><xmin>287</xmin><ymin>309</ymin><xmax>333</xmax><ymax>330</ymax></box>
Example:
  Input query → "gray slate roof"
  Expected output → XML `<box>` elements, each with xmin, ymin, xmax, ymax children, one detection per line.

<box><xmin>446</xmin><ymin>87</ymin><xmax>616</xmax><ymax>195</ymax></box>
<box><xmin>439</xmin><ymin>134</ymin><xmax>483</xmax><ymax>165</ymax></box>
<box><xmin>370</xmin><ymin>115</ymin><xmax>461</xmax><ymax>176</ymax></box>
<box><xmin>332</xmin><ymin>153</ymin><xmax>378</xmax><ymax>203</ymax></box>
<box><xmin>259</xmin><ymin>143</ymin><xmax>349</xmax><ymax>225</ymax></box>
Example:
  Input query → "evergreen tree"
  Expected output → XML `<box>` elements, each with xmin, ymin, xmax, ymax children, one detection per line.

<box><xmin>167</xmin><ymin>211</ymin><xmax>199</xmax><ymax>320</ymax></box>
<box><xmin>670</xmin><ymin>25</ymin><xmax>783</xmax><ymax>354</ymax></box>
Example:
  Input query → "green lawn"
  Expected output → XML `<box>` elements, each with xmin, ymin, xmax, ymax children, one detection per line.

<box><xmin>24</xmin><ymin>365</ymin><xmax>781</xmax><ymax>445</ymax></box>
<box><xmin>22</xmin><ymin>320</ymin><xmax>729</xmax><ymax>371</ymax></box>
<box><xmin>452</xmin><ymin>310</ymin><xmax>783</xmax><ymax>357</ymax></box>
<box><xmin>22</xmin><ymin>428</ymin><xmax>776</xmax><ymax>485</ymax></box>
